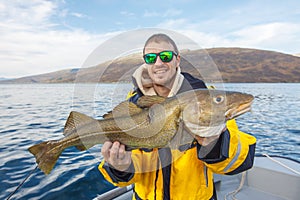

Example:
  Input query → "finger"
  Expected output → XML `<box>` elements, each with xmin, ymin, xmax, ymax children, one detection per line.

<box><xmin>101</xmin><ymin>141</ymin><xmax>113</xmax><ymax>161</ymax></box>
<box><xmin>118</xmin><ymin>144</ymin><xmax>126</xmax><ymax>160</ymax></box>
<box><xmin>120</xmin><ymin>144</ymin><xmax>132</xmax><ymax>166</ymax></box>
<box><xmin>110</xmin><ymin>141</ymin><xmax>121</xmax><ymax>161</ymax></box>
<box><xmin>123</xmin><ymin>150</ymin><xmax>132</xmax><ymax>165</ymax></box>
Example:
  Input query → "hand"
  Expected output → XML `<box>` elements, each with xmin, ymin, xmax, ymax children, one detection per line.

<box><xmin>101</xmin><ymin>141</ymin><xmax>132</xmax><ymax>171</ymax></box>
<box><xmin>194</xmin><ymin>126</ymin><xmax>227</xmax><ymax>146</ymax></box>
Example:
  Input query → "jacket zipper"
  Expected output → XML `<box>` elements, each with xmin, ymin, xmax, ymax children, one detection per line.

<box><xmin>204</xmin><ymin>165</ymin><xmax>208</xmax><ymax>187</ymax></box>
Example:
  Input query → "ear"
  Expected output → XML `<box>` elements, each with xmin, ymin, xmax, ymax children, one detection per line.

<box><xmin>176</xmin><ymin>54</ymin><xmax>181</xmax><ymax>68</ymax></box>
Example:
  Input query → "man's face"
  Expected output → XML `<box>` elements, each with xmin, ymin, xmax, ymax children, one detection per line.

<box><xmin>144</xmin><ymin>41</ymin><xmax>180</xmax><ymax>87</ymax></box>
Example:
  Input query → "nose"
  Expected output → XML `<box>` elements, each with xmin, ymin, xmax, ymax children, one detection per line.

<box><xmin>155</xmin><ymin>56</ymin><xmax>163</xmax><ymax>65</ymax></box>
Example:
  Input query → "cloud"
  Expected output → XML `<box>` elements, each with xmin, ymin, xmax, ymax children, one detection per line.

<box><xmin>0</xmin><ymin>0</ymin><xmax>57</xmax><ymax>26</ymax></box>
<box><xmin>0</xmin><ymin>1</ymin><xmax>115</xmax><ymax>78</ymax></box>
<box><xmin>70</xmin><ymin>12</ymin><xmax>88</xmax><ymax>18</ymax></box>
<box><xmin>228</xmin><ymin>22</ymin><xmax>300</xmax><ymax>52</ymax></box>
<box><xmin>0</xmin><ymin>27</ymin><xmax>111</xmax><ymax>77</ymax></box>
<box><xmin>143</xmin><ymin>10</ymin><xmax>160</xmax><ymax>17</ymax></box>
<box><xmin>164</xmin><ymin>8</ymin><xmax>182</xmax><ymax>17</ymax></box>
<box><xmin>144</xmin><ymin>8</ymin><xmax>182</xmax><ymax>18</ymax></box>
<box><xmin>156</xmin><ymin>18</ymin><xmax>300</xmax><ymax>53</ymax></box>
<box><xmin>1</xmin><ymin>1</ymin><xmax>299</xmax><ymax>78</ymax></box>
<box><xmin>157</xmin><ymin>18</ymin><xmax>190</xmax><ymax>29</ymax></box>
<box><xmin>120</xmin><ymin>10</ymin><xmax>135</xmax><ymax>17</ymax></box>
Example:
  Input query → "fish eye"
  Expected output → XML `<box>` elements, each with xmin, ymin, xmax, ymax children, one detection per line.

<box><xmin>214</xmin><ymin>95</ymin><xmax>225</xmax><ymax>104</ymax></box>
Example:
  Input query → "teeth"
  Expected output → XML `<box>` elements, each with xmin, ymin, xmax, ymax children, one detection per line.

<box><xmin>154</xmin><ymin>69</ymin><xmax>167</xmax><ymax>74</ymax></box>
<box><xmin>154</xmin><ymin>69</ymin><xmax>168</xmax><ymax>74</ymax></box>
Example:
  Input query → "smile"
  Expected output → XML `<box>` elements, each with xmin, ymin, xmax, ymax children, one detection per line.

<box><xmin>154</xmin><ymin>68</ymin><xmax>168</xmax><ymax>74</ymax></box>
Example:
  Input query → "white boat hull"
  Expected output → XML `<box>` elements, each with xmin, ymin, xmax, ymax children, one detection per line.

<box><xmin>95</xmin><ymin>156</ymin><xmax>300</xmax><ymax>200</ymax></box>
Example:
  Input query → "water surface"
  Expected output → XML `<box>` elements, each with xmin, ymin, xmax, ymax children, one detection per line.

<box><xmin>0</xmin><ymin>83</ymin><xmax>299</xmax><ymax>199</ymax></box>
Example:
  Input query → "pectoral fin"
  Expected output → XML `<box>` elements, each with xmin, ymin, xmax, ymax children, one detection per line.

<box><xmin>137</xmin><ymin>95</ymin><xmax>166</xmax><ymax>108</ymax></box>
<box><xmin>169</xmin><ymin>121</ymin><xmax>195</xmax><ymax>149</ymax></box>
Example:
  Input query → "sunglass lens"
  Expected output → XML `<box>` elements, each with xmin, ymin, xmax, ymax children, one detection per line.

<box><xmin>159</xmin><ymin>51</ymin><xmax>173</xmax><ymax>62</ymax></box>
<box><xmin>144</xmin><ymin>53</ymin><xmax>157</xmax><ymax>64</ymax></box>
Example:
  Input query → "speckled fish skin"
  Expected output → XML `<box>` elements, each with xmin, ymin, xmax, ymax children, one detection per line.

<box><xmin>28</xmin><ymin>89</ymin><xmax>254</xmax><ymax>174</ymax></box>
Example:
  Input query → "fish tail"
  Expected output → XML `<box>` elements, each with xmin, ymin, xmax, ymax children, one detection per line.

<box><xmin>28</xmin><ymin>141</ymin><xmax>62</xmax><ymax>175</ymax></box>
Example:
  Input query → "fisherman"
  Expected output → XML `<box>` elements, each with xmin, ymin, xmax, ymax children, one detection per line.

<box><xmin>99</xmin><ymin>33</ymin><xmax>256</xmax><ymax>200</ymax></box>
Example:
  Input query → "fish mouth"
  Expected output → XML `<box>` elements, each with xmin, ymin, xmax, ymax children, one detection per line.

<box><xmin>225</xmin><ymin>101</ymin><xmax>252</xmax><ymax>120</ymax></box>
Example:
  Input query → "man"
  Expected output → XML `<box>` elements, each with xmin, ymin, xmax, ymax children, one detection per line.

<box><xmin>99</xmin><ymin>33</ymin><xmax>256</xmax><ymax>200</ymax></box>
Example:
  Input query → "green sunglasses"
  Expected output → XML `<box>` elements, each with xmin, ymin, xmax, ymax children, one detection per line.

<box><xmin>143</xmin><ymin>51</ymin><xmax>178</xmax><ymax>64</ymax></box>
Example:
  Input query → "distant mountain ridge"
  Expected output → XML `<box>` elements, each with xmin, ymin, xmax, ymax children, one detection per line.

<box><xmin>0</xmin><ymin>77</ymin><xmax>11</xmax><ymax>81</ymax></box>
<box><xmin>1</xmin><ymin>47</ymin><xmax>300</xmax><ymax>83</ymax></box>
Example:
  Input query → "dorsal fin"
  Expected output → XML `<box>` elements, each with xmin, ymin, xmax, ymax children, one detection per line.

<box><xmin>137</xmin><ymin>95</ymin><xmax>166</xmax><ymax>108</ymax></box>
<box><xmin>63</xmin><ymin>111</ymin><xmax>98</xmax><ymax>137</ymax></box>
<box><xmin>102</xmin><ymin>101</ymin><xmax>143</xmax><ymax>119</ymax></box>
<box><xmin>64</xmin><ymin>111</ymin><xmax>102</xmax><ymax>151</ymax></box>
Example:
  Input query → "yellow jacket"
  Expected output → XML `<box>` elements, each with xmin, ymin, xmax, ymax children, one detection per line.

<box><xmin>99</xmin><ymin>71</ymin><xmax>256</xmax><ymax>199</ymax></box>
<box><xmin>99</xmin><ymin>119</ymin><xmax>256</xmax><ymax>200</ymax></box>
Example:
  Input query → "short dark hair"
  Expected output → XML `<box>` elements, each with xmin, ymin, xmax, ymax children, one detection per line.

<box><xmin>143</xmin><ymin>33</ymin><xmax>179</xmax><ymax>55</ymax></box>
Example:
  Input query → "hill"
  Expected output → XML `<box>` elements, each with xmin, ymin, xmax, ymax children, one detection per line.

<box><xmin>206</xmin><ymin>48</ymin><xmax>300</xmax><ymax>82</ymax></box>
<box><xmin>1</xmin><ymin>47</ymin><xmax>300</xmax><ymax>83</ymax></box>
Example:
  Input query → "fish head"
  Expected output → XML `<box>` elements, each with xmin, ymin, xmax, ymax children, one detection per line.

<box><xmin>223</xmin><ymin>91</ymin><xmax>254</xmax><ymax>120</ymax></box>
<box><xmin>180</xmin><ymin>89</ymin><xmax>254</xmax><ymax>137</ymax></box>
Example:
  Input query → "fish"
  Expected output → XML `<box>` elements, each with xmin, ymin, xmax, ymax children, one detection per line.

<box><xmin>28</xmin><ymin>89</ymin><xmax>254</xmax><ymax>174</ymax></box>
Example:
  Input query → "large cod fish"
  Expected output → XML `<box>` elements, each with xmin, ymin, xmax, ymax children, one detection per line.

<box><xmin>28</xmin><ymin>89</ymin><xmax>254</xmax><ymax>174</ymax></box>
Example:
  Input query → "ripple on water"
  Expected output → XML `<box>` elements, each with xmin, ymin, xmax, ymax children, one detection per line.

<box><xmin>1</xmin><ymin>83</ymin><xmax>300</xmax><ymax>200</ymax></box>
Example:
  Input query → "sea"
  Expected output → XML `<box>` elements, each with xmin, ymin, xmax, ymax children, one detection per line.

<box><xmin>1</xmin><ymin>83</ymin><xmax>299</xmax><ymax>200</ymax></box>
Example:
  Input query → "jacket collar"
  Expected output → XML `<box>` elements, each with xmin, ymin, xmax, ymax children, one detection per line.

<box><xmin>132</xmin><ymin>64</ymin><xmax>184</xmax><ymax>97</ymax></box>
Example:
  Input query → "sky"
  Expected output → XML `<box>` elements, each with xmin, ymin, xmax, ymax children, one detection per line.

<box><xmin>0</xmin><ymin>0</ymin><xmax>300</xmax><ymax>78</ymax></box>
